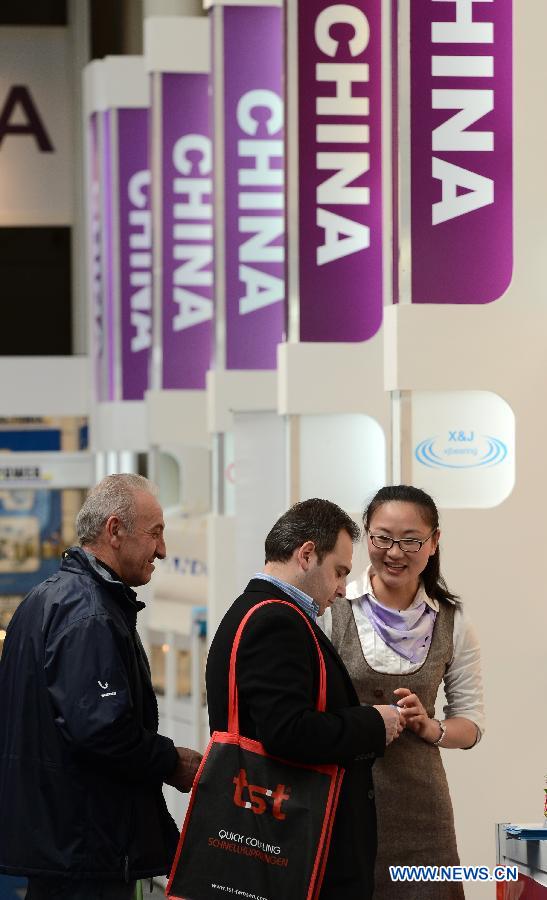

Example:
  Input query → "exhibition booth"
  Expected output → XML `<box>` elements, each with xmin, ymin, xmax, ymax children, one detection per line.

<box><xmin>1</xmin><ymin>1</ymin><xmax>546</xmax><ymax>896</ymax></box>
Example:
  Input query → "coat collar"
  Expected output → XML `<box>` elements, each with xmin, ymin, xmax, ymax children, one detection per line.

<box><xmin>243</xmin><ymin>578</ymin><xmax>360</xmax><ymax>702</ymax></box>
<box><xmin>60</xmin><ymin>546</ymin><xmax>145</xmax><ymax>612</ymax></box>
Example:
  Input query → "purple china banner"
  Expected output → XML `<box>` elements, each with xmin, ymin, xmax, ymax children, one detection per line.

<box><xmin>223</xmin><ymin>5</ymin><xmax>285</xmax><ymax>369</ymax></box>
<box><xmin>161</xmin><ymin>72</ymin><xmax>213</xmax><ymax>389</ymax></box>
<box><xmin>101</xmin><ymin>109</ymin><xmax>116</xmax><ymax>400</ymax></box>
<box><xmin>410</xmin><ymin>0</ymin><xmax>513</xmax><ymax>303</ymax></box>
<box><xmin>118</xmin><ymin>107</ymin><xmax>151</xmax><ymax>400</ymax></box>
<box><xmin>88</xmin><ymin>112</ymin><xmax>106</xmax><ymax>402</ymax></box>
<box><xmin>295</xmin><ymin>0</ymin><xmax>383</xmax><ymax>342</ymax></box>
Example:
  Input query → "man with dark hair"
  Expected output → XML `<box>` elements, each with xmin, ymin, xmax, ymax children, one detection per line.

<box><xmin>0</xmin><ymin>474</ymin><xmax>202</xmax><ymax>900</ymax></box>
<box><xmin>206</xmin><ymin>498</ymin><xmax>402</xmax><ymax>900</ymax></box>
<box><xmin>264</xmin><ymin>496</ymin><xmax>362</xmax><ymax>564</ymax></box>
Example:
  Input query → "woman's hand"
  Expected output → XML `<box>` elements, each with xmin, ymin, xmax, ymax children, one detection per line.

<box><xmin>393</xmin><ymin>687</ymin><xmax>441</xmax><ymax>743</ymax></box>
<box><xmin>393</xmin><ymin>690</ymin><xmax>480</xmax><ymax>748</ymax></box>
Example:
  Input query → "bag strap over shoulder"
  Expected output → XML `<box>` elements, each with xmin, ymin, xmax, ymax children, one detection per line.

<box><xmin>228</xmin><ymin>599</ymin><xmax>327</xmax><ymax>735</ymax></box>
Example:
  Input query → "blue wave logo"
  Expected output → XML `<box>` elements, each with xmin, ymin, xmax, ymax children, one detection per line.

<box><xmin>415</xmin><ymin>432</ymin><xmax>508</xmax><ymax>470</ymax></box>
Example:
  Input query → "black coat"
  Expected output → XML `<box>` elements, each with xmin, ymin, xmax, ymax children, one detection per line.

<box><xmin>0</xmin><ymin>547</ymin><xmax>179</xmax><ymax>881</ymax></box>
<box><xmin>206</xmin><ymin>579</ymin><xmax>386</xmax><ymax>900</ymax></box>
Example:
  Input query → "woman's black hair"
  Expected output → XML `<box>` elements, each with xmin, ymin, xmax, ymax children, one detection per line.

<box><xmin>363</xmin><ymin>485</ymin><xmax>459</xmax><ymax>603</ymax></box>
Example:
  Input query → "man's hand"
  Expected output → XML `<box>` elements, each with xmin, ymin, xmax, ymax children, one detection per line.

<box><xmin>373</xmin><ymin>704</ymin><xmax>404</xmax><ymax>746</ymax></box>
<box><xmin>164</xmin><ymin>746</ymin><xmax>202</xmax><ymax>792</ymax></box>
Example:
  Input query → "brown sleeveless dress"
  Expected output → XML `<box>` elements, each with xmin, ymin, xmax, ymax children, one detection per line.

<box><xmin>331</xmin><ymin>597</ymin><xmax>465</xmax><ymax>899</ymax></box>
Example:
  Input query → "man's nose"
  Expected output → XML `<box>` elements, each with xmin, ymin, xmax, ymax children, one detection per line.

<box><xmin>156</xmin><ymin>536</ymin><xmax>167</xmax><ymax>559</ymax></box>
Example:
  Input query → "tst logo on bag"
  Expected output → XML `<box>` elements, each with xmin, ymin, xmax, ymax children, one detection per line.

<box><xmin>233</xmin><ymin>768</ymin><xmax>291</xmax><ymax>820</ymax></box>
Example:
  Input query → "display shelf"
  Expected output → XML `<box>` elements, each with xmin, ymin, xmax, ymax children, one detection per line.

<box><xmin>497</xmin><ymin>823</ymin><xmax>547</xmax><ymax>889</ymax></box>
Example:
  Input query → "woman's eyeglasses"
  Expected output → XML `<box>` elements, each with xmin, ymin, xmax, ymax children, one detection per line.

<box><xmin>367</xmin><ymin>529</ymin><xmax>437</xmax><ymax>553</ymax></box>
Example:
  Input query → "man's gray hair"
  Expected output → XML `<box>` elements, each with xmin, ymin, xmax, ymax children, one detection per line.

<box><xmin>76</xmin><ymin>474</ymin><xmax>158</xmax><ymax>545</ymax></box>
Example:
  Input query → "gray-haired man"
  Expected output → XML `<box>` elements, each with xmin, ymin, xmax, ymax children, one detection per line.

<box><xmin>0</xmin><ymin>474</ymin><xmax>201</xmax><ymax>900</ymax></box>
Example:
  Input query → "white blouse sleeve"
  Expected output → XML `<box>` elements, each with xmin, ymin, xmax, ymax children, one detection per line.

<box><xmin>443</xmin><ymin>602</ymin><xmax>485</xmax><ymax>740</ymax></box>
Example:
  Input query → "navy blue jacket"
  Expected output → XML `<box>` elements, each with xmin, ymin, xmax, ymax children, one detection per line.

<box><xmin>0</xmin><ymin>547</ymin><xmax>179</xmax><ymax>881</ymax></box>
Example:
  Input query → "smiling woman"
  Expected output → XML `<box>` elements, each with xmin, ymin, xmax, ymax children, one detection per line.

<box><xmin>320</xmin><ymin>484</ymin><xmax>485</xmax><ymax>899</ymax></box>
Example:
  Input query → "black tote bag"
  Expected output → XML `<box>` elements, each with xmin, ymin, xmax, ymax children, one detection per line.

<box><xmin>166</xmin><ymin>599</ymin><xmax>344</xmax><ymax>900</ymax></box>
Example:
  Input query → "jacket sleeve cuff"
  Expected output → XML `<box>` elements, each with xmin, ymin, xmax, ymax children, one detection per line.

<box><xmin>356</xmin><ymin>704</ymin><xmax>387</xmax><ymax>758</ymax></box>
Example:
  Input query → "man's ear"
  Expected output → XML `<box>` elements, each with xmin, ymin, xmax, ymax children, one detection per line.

<box><xmin>105</xmin><ymin>515</ymin><xmax>123</xmax><ymax>548</ymax></box>
<box><xmin>296</xmin><ymin>540</ymin><xmax>316</xmax><ymax>571</ymax></box>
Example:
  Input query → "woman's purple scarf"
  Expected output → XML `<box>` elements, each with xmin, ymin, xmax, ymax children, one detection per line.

<box><xmin>360</xmin><ymin>593</ymin><xmax>437</xmax><ymax>664</ymax></box>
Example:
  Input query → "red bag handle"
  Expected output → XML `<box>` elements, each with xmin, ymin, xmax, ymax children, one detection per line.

<box><xmin>228</xmin><ymin>599</ymin><xmax>327</xmax><ymax>735</ymax></box>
